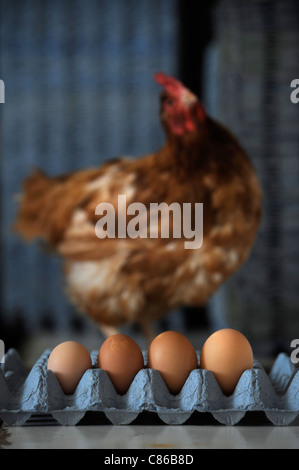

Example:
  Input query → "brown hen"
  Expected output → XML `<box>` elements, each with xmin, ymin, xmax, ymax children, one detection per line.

<box><xmin>14</xmin><ymin>72</ymin><xmax>262</xmax><ymax>341</ymax></box>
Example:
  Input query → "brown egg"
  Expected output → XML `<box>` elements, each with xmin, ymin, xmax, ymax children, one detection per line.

<box><xmin>47</xmin><ymin>341</ymin><xmax>92</xmax><ymax>395</ymax></box>
<box><xmin>200</xmin><ymin>328</ymin><xmax>254</xmax><ymax>396</ymax></box>
<box><xmin>98</xmin><ymin>333</ymin><xmax>144</xmax><ymax>395</ymax></box>
<box><xmin>148</xmin><ymin>330</ymin><xmax>198</xmax><ymax>395</ymax></box>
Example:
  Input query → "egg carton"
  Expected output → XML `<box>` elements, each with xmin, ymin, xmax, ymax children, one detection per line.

<box><xmin>0</xmin><ymin>348</ymin><xmax>299</xmax><ymax>427</ymax></box>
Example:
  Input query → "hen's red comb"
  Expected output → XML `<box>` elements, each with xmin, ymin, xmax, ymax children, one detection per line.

<box><xmin>154</xmin><ymin>71</ymin><xmax>206</xmax><ymax>127</ymax></box>
<box><xmin>154</xmin><ymin>72</ymin><xmax>185</xmax><ymax>96</ymax></box>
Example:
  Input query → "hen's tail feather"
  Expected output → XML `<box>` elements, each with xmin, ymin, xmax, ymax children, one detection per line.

<box><xmin>14</xmin><ymin>169</ymin><xmax>60</xmax><ymax>243</ymax></box>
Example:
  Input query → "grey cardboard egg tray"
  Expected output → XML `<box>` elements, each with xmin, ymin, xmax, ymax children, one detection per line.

<box><xmin>0</xmin><ymin>348</ymin><xmax>299</xmax><ymax>426</ymax></box>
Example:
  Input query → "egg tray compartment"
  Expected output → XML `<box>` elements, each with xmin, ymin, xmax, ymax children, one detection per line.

<box><xmin>0</xmin><ymin>348</ymin><xmax>299</xmax><ymax>427</ymax></box>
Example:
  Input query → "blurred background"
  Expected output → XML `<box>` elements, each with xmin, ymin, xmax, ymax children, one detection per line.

<box><xmin>0</xmin><ymin>0</ymin><xmax>299</xmax><ymax>366</ymax></box>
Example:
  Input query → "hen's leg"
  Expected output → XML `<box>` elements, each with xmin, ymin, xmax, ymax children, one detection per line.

<box><xmin>140</xmin><ymin>322</ymin><xmax>156</xmax><ymax>345</ymax></box>
<box><xmin>98</xmin><ymin>324</ymin><xmax>120</xmax><ymax>338</ymax></box>
<box><xmin>97</xmin><ymin>321</ymin><xmax>155</xmax><ymax>344</ymax></box>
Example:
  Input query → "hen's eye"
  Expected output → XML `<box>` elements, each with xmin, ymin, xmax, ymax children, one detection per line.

<box><xmin>166</xmin><ymin>98</ymin><xmax>174</xmax><ymax>107</ymax></box>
